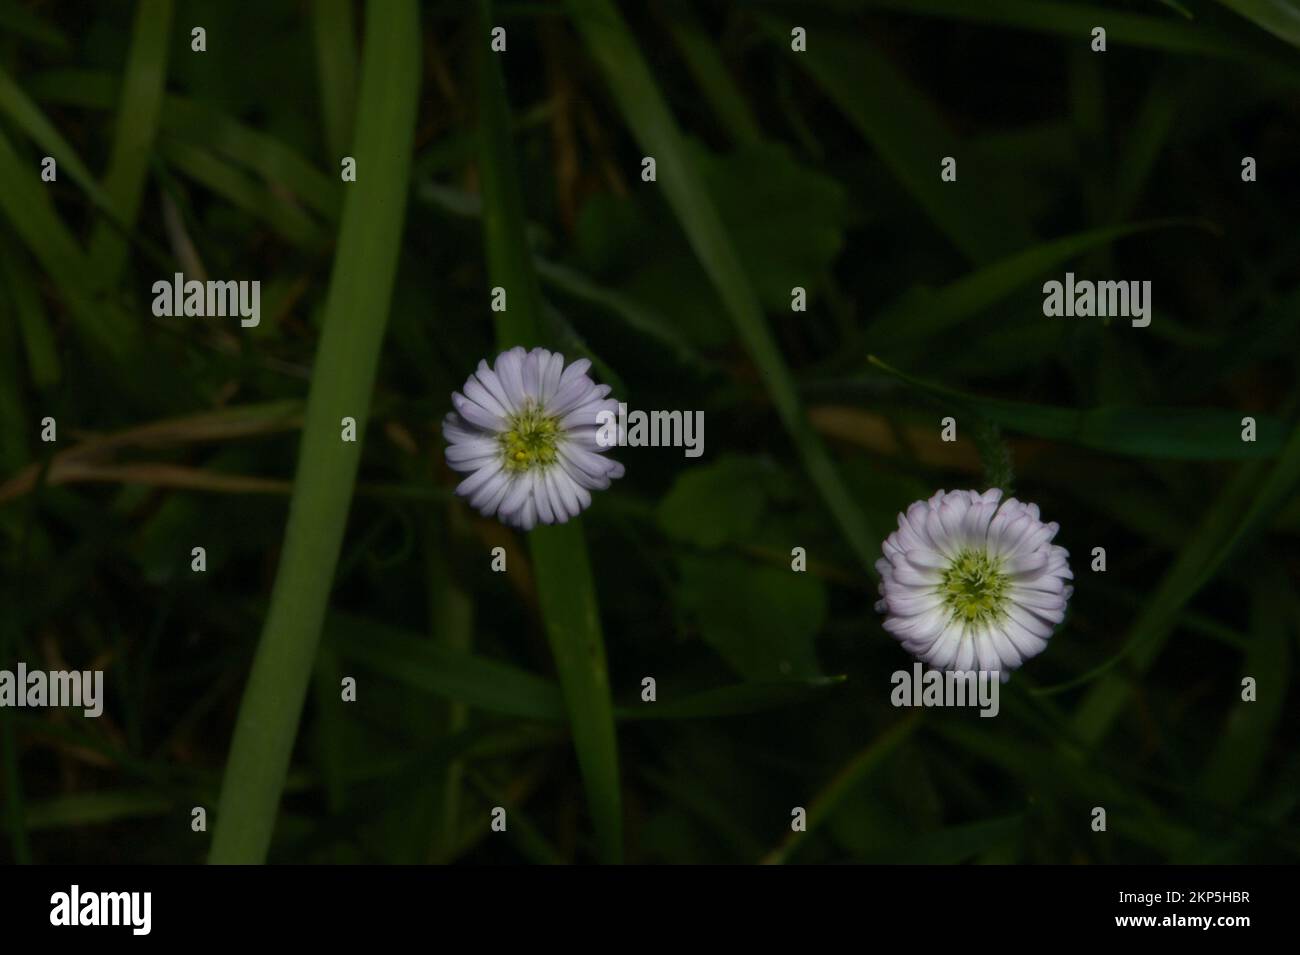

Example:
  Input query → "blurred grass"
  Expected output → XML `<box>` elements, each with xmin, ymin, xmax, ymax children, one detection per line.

<box><xmin>86</xmin><ymin>0</ymin><xmax>171</xmax><ymax>289</ymax></box>
<box><xmin>209</xmin><ymin>0</ymin><xmax>420</xmax><ymax>863</ymax></box>
<box><xmin>567</xmin><ymin>0</ymin><xmax>883</xmax><ymax>576</ymax></box>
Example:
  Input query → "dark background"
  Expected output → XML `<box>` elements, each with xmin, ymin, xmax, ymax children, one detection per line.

<box><xmin>0</xmin><ymin>0</ymin><xmax>1297</xmax><ymax>864</ymax></box>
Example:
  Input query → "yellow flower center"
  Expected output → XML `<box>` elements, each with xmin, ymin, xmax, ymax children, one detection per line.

<box><xmin>939</xmin><ymin>549</ymin><xmax>1009</xmax><ymax>625</ymax></box>
<box><xmin>500</xmin><ymin>402</ymin><xmax>560</xmax><ymax>473</ymax></box>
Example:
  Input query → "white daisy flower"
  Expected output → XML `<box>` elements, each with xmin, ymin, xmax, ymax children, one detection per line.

<box><xmin>874</xmin><ymin>489</ymin><xmax>1072</xmax><ymax>680</ymax></box>
<box><xmin>443</xmin><ymin>346</ymin><xmax>625</xmax><ymax>530</ymax></box>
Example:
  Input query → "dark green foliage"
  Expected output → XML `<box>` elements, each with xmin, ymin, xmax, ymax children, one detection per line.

<box><xmin>0</xmin><ymin>0</ymin><xmax>1297</xmax><ymax>864</ymax></box>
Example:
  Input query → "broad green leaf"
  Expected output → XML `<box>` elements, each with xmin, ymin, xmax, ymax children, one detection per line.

<box><xmin>678</xmin><ymin>555</ymin><xmax>827</xmax><ymax>681</ymax></box>
<box><xmin>657</xmin><ymin>455</ymin><xmax>786</xmax><ymax>548</ymax></box>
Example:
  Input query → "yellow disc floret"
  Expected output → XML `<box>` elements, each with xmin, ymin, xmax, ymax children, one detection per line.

<box><xmin>499</xmin><ymin>402</ymin><xmax>561</xmax><ymax>473</ymax></box>
<box><xmin>939</xmin><ymin>549</ymin><xmax>1010</xmax><ymax>626</ymax></box>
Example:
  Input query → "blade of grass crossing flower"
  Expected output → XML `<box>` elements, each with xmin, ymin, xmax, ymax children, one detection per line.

<box><xmin>566</xmin><ymin>0</ymin><xmax>882</xmax><ymax>576</ymax></box>
<box><xmin>311</xmin><ymin>0</ymin><xmax>358</xmax><ymax>158</ymax></box>
<box><xmin>87</xmin><ymin>0</ymin><xmax>172</xmax><ymax>289</ymax></box>
<box><xmin>477</xmin><ymin>0</ymin><xmax>623</xmax><ymax>863</ymax></box>
<box><xmin>209</xmin><ymin>0</ymin><xmax>421</xmax><ymax>864</ymax></box>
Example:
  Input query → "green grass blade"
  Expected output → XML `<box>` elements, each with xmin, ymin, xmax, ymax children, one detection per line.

<box><xmin>27</xmin><ymin>70</ymin><xmax>340</xmax><ymax>222</ymax></box>
<box><xmin>762</xmin><ymin>715</ymin><xmax>920</xmax><ymax>864</ymax></box>
<box><xmin>864</xmin><ymin>814</ymin><xmax>1024</xmax><ymax>864</ymax></box>
<box><xmin>865</xmin><ymin>220</ymin><xmax>1203</xmax><ymax>348</ymax></box>
<box><xmin>862</xmin><ymin>0</ymin><xmax>1300</xmax><ymax>67</ymax></box>
<box><xmin>0</xmin><ymin>291</ymin><xmax>27</xmax><ymax>474</ymax></box>
<box><xmin>661</xmin><ymin>1</ymin><xmax>761</xmax><ymax>146</ymax></box>
<box><xmin>87</xmin><ymin>0</ymin><xmax>172</xmax><ymax>289</ymax></box>
<box><xmin>209</xmin><ymin>0</ymin><xmax>421</xmax><ymax>864</ymax></box>
<box><xmin>566</xmin><ymin>0</ymin><xmax>882</xmax><ymax>576</ymax></box>
<box><xmin>1072</xmin><ymin>422</ymin><xmax>1300</xmax><ymax>745</ymax></box>
<box><xmin>0</xmin><ymin>234</ymin><xmax>60</xmax><ymax>389</ymax></box>
<box><xmin>1215</xmin><ymin>0</ymin><xmax>1300</xmax><ymax>48</ymax></box>
<box><xmin>25</xmin><ymin>791</ymin><xmax>174</xmax><ymax>830</ymax></box>
<box><xmin>868</xmin><ymin>355</ymin><xmax>1285</xmax><ymax>460</ymax></box>
<box><xmin>0</xmin><ymin>68</ymin><xmax>114</xmax><ymax>209</ymax></box>
<box><xmin>477</xmin><ymin>0</ymin><xmax>623</xmax><ymax>861</ymax></box>
<box><xmin>1197</xmin><ymin>584</ymin><xmax>1290</xmax><ymax>806</ymax></box>
<box><xmin>311</xmin><ymin>0</ymin><xmax>359</xmax><ymax>158</ymax></box>
<box><xmin>413</xmin><ymin>180</ymin><xmax>713</xmax><ymax>372</ymax></box>
<box><xmin>0</xmin><ymin>607</ymin><xmax>30</xmax><ymax>862</ymax></box>
<box><xmin>0</xmin><ymin>128</ymin><xmax>132</xmax><ymax>365</ymax></box>
<box><xmin>617</xmin><ymin>676</ymin><xmax>845</xmax><ymax>720</ymax></box>
<box><xmin>528</xmin><ymin>525</ymin><xmax>622</xmax><ymax>861</ymax></box>
<box><xmin>0</xmin><ymin>0</ymin><xmax>69</xmax><ymax>52</ymax></box>
<box><xmin>326</xmin><ymin>612</ymin><xmax>565</xmax><ymax>721</ymax></box>
<box><xmin>159</xmin><ymin>138</ymin><xmax>328</xmax><ymax>251</ymax></box>
<box><xmin>758</xmin><ymin>14</ymin><xmax>1034</xmax><ymax>263</ymax></box>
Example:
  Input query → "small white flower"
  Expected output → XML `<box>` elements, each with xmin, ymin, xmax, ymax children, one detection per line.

<box><xmin>443</xmin><ymin>346</ymin><xmax>625</xmax><ymax>530</ymax></box>
<box><xmin>875</xmin><ymin>489</ymin><xmax>1072</xmax><ymax>679</ymax></box>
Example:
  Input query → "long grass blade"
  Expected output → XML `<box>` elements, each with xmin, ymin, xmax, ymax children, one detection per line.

<box><xmin>209</xmin><ymin>0</ymin><xmax>421</xmax><ymax>864</ymax></box>
<box><xmin>476</xmin><ymin>0</ymin><xmax>623</xmax><ymax>861</ymax></box>
<box><xmin>566</xmin><ymin>0</ymin><xmax>882</xmax><ymax>576</ymax></box>
<box><xmin>1214</xmin><ymin>0</ymin><xmax>1300</xmax><ymax>49</ymax></box>
<box><xmin>87</xmin><ymin>0</ymin><xmax>172</xmax><ymax>288</ymax></box>
<box><xmin>311</xmin><ymin>0</ymin><xmax>359</xmax><ymax>158</ymax></box>
<box><xmin>758</xmin><ymin>14</ymin><xmax>1034</xmax><ymax>263</ymax></box>
<box><xmin>1072</xmin><ymin>421</ymin><xmax>1300</xmax><ymax>745</ymax></box>
<box><xmin>868</xmin><ymin>355</ymin><xmax>1285</xmax><ymax>460</ymax></box>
